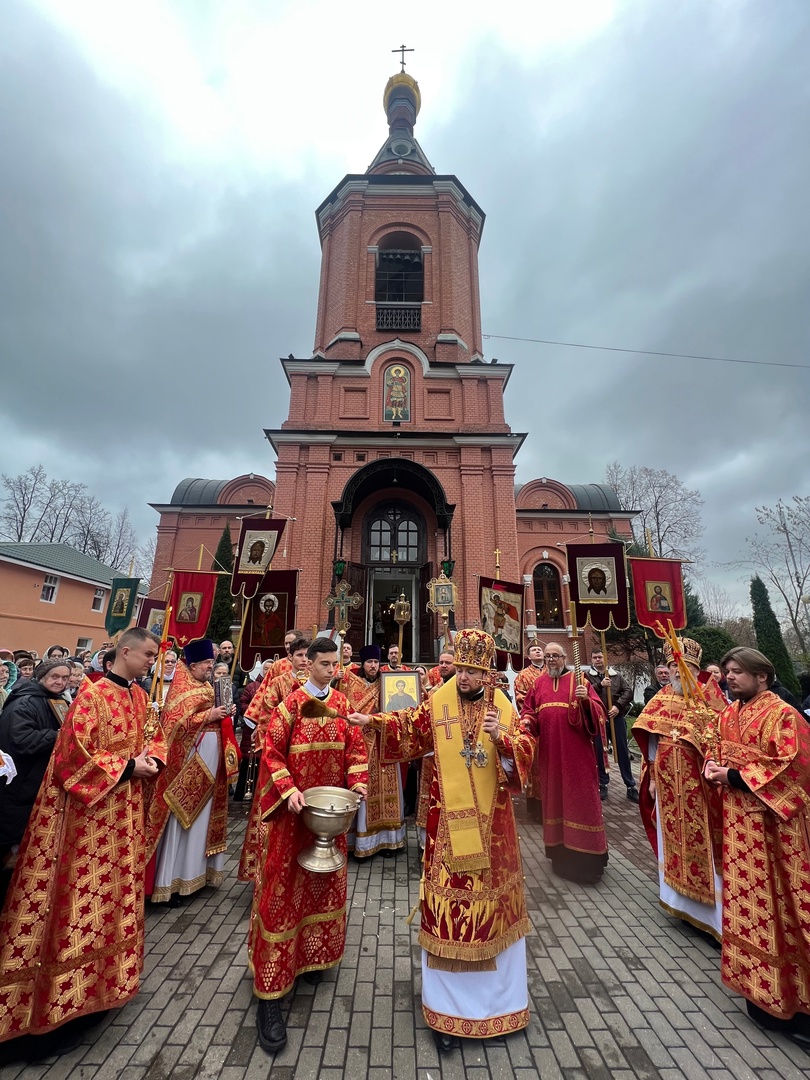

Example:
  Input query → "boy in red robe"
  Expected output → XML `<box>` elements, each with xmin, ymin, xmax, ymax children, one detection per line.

<box><xmin>250</xmin><ymin>637</ymin><xmax>368</xmax><ymax>1055</ymax></box>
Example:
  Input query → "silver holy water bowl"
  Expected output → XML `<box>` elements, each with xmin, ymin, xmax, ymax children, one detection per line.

<box><xmin>297</xmin><ymin>786</ymin><xmax>361</xmax><ymax>873</ymax></box>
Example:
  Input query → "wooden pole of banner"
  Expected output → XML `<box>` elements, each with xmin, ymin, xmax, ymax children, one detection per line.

<box><xmin>150</xmin><ymin>571</ymin><xmax>174</xmax><ymax>701</ymax></box>
<box><xmin>494</xmin><ymin>548</ymin><xmax>502</xmax><ymax>581</ymax></box>
<box><xmin>645</xmin><ymin>529</ymin><xmax>656</xmax><ymax>557</ymax></box>
<box><xmin>587</xmin><ymin>515</ymin><xmax>618</xmax><ymax>762</ymax></box>
<box><xmin>197</xmin><ymin>545</ymin><xmax>205</xmax><ymax>571</ymax></box>
<box><xmin>231</xmin><ymin>596</ymin><xmax>250</xmax><ymax>680</ymax></box>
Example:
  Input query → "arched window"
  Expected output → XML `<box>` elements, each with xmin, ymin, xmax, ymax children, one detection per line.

<box><xmin>534</xmin><ymin>563</ymin><xmax>563</xmax><ymax>627</ymax></box>
<box><xmin>376</xmin><ymin>232</ymin><xmax>423</xmax><ymax>331</ymax></box>
<box><xmin>365</xmin><ymin>503</ymin><xmax>424</xmax><ymax>565</ymax></box>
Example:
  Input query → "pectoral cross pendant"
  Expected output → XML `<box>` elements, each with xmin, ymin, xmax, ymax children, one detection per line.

<box><xmin>459</xmin><ymin>738</ymin><xmax>475</xmax><ymax>769</ymax></box>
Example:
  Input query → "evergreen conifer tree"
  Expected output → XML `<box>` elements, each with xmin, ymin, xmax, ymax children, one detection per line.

<box><xmin>750</xmin><ymin>575</ymin><xmax>801</xmax><ymax>695</ymax></box>
<box><xmin>206</xmin><ymin>526</ymin><xmax>236</xmax><ymax>644</ymax></box>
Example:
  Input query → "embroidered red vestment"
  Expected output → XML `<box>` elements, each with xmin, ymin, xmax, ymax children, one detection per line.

<box><xmin>718</xmin><ymin>690</ymin><xmax>810</xmax><ymax>1020</ymax></box>
<box><xmin>348</xmin><ymin>680</ymin><xmax>404</xmax><ymax>840</ymax></box>
<box><xmin>0</xmin><ymin>679</ymin><xmax>166</xmax><ymax>1040</ymax></box>
<box><xmin>249</xmin><ymin>686</ymin><xmax>368</xmax><ymax>1000</ymax></box>
<box><xmin>521</xmin><ymin>673</ymin><xmax>608</xmax><ymax>872</ymax></box>
<box><xmin>144</xmin><ymin>661</ymin><xmax>229</xmax><ymax>862</ymax></box>
<box><xmin>632</xmin><ymin>684</ymin><xmax>725</xmax><ymax>904</ymax></box>
<box><xmin>371</xmin><ymin>686</ymin><xmax>535</xmax><ymax>964</ymax></box>
<box><xmin>513</xmin><ymin>665</ymin><xmax>543</xmax><ymax>711</ymax></box>
<box><xmin>238</xmin><ymin>669</ymin><xmax>299</xmax><ymax>882</ymax></box>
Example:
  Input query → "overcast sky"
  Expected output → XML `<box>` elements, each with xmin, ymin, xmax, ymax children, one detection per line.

<box><xmin>1</xmin><ymin>0</ymin><xmax>808</xmax><ymax>611</ymax></box>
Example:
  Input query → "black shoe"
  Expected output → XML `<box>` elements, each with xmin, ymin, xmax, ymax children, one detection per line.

<box><xmin>626</xmin><ymin>787</ymin><xmax>639</xmax><ymax>803</ymax></box>
<box><xmin>432</xmin><ymin>1030</ymin><xmax>460</xmax><ymax>1053</ymax></box>
<box><xmin>302</xmin><ymin>971</ymin><xmax>322</xmax><ymax>986</ymax></box>
<box><xmin>599</xmin><ymin>785</ymin><xmax>608</xmax><ymax>801</ymax></box>
<box><xmin>168</xmin><ymin>893</ymin><xmax>183</xmax><ymax>908</ymax></box>
<box><xmin>257</xmin><ymin>1000</ymin><xmax>287</xmax><ymax>1054</ymax></box>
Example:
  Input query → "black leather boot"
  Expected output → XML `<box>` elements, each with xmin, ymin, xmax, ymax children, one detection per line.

<box><xmin>257</xmin><ymin>999</ymin><xmax>287</xmax><ymax>1054</ymax></box>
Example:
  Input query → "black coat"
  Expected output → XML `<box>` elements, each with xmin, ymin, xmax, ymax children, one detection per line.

<box><xmin>0</xmin><ymin>680</ymin><xmax>64</xmax><ymax>846</ymax></box>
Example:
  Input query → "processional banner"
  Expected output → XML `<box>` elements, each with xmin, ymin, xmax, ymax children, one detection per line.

<box><xmin>565</xmin><ymin>542</ymin><xmax>630</xmax><ymax>632</ymax></box>
<box><xmin>104</xmin><ymin>577</ymin><xmax>140</xmax><ymax>637</ymax></box>
<box><xmin>478</xmin><ymin>576</ymin><xmax>524</xmax><ymax>670</ymax></box>
<box><xmin>230</xmin><ymin>516</ymin><xmax>287</xmax><ymax>599</ymax></box>
<box><xmin>167</xmin><ymin>571</ymin><xmax>218</xmax><ymax>646</ymax></box>
<box><xmin>628</xmin><ymin>557</ymin><xmax>686</xmax><ymax>635</ymax></box>
<box><xmin>239</xmin><ymin>569</ymin><xmax>299</xmax><ymax>671</ymax></box>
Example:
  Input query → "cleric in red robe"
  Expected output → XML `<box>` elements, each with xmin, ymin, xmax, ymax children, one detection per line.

<box><xmin>521</xmin><ymin>641</ymin><xmax>608</xmax><ymax>884</ymax></box>
<box><xmin>249</xmin><ymin>637</ymin><xmax>368</xmax><ymax>1056</ymax></box>
<box><xmin>704</xmin><ymin>647</ymin><xmax>810</xmax><ymax>1048</ymax></box>
<box><xmin>237</xmin><ymin>635</ymin><xmax>310</xmax><ymax>883</ymax></box>
<box><xmin>0</xmin><ymin>628</ymin><xmax>166</xmax><ymax>1054</ymax></box>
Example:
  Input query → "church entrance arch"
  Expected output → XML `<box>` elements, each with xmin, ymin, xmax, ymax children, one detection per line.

<box><xmin>332</xmin><ymin>460</ymin><xmax>455</xmax><ymax>662</ymax></box>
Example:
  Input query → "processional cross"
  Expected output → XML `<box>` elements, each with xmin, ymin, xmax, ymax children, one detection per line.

<box><xmin>392</xmin><ymin>44</ymin><xmax>414</xmax><ymax>72</ymax></box>
<box><xmin>324</xmin><ymin>579</ymin><xmax>363</xmax><ymax>634</ymax></box>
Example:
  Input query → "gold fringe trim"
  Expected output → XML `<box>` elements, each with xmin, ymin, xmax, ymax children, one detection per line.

<box><xmin>444</xmin><ymin>854</ymin><xmax>490</xmax><ymax>873</ymax></box>
<box><xmin>419</xmin><ymin>919</ymin><xmax>529</xmax><ymax>963</ymax></box>
<box><xmin>658</xmin><ymin>899</ymin><xmax>721</xmax><ymax>941</ymax></box>
<box><xmin>427</xmin><ymin>954</ymin><xmax>496</xmax><ymax>972</ymax></box>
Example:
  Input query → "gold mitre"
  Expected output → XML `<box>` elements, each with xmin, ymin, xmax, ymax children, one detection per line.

<box><xmin>454</xmin><ymin>628</ymin><xmax>495</xmax><ymax>671</ymax></box>
<box><xmin>663</xmin><ymin>637</ymin><xmax>702</xmax><ymax>669</ymax></box>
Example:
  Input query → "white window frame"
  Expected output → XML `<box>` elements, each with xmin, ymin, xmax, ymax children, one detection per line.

<box><xmin>40</xmin><ymin>574</ymin><xmax>59</xmax><ymax>604</ymax></box>
<box><xmin>77</xmin><ymin>637</ymin><xmax>93</xmax><ymax>651</ymax></box>
<box><xmin>91</xmin><ymin>587</ymin><xmax>106</xmax><ymax>612</ymax></box>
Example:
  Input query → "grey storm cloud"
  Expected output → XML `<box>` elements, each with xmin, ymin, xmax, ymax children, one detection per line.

<box><xmin>1</xmin><ymin>0</ymin><xmax>808</xmax><ymax>608</ymax></box>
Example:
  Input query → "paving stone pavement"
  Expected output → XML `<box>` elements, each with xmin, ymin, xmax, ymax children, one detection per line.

<box><xmin>2</xmin><ymin>783</ymin><xmax>809</xmax><ymax>1080</ymax></box>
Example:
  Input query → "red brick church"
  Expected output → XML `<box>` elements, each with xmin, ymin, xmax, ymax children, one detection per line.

<box><xmin>150</xmin><ymin>71</ymin><xmax>633</xmax><ymax>661</ymax></box>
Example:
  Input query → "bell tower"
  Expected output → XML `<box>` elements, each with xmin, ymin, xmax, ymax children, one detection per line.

<box><xmin>266</xmin><ymin>71</ymin><xmax>524</xmax><ymax>659</ymax></box>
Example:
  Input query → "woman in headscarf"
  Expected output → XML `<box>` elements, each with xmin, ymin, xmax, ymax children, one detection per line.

<box><xmin>0</xmin><ymin>660</ymin><xmax>17</xmax><ymax>712</ymax></box>
<box><xmin>0</xmin><ymin>658</ymin><xmax>73</xmax><ymax>860</ymax></box>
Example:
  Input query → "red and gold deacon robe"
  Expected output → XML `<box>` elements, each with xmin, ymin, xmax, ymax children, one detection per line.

<box><xmin>370</xmin><ymin>680</ymin><xmax>535</xmax><ymax>965</ymax></box>
<box><xmin>249</xmin><ymin>686</ymin><xmax>368</xmax><ymax>999</ymax></box>
<box><xmin>238</xmin><ymin>668</ymin><xmax>302</xmax><ymax>882</ymax></box>
<box><xmin>514</xmin><ymin>664</ymin><xmax>544</xmax><ymax>711</ymax></box>
<box><xmin>268</xmin><ymin>656</ymin><xmax>292</xmax><ymax>682</ymax></box>
<box><xmin>522</xmin><ymin>672</ymin><xmax>608</xmax><ymax>883</ymax></box>
<box><xmin>346</xmin><ymin>678</ymin><xmax>405</xmax><ymax>853</ymax></box>
<box><xmin>718</xmin><ymin>690</ymin><xmax>810</xmax><ymax>1020</ymax></box>
<box><xmin>632</xmin><ymin>683</ymin><xmax>725</xmax><ymax>907</ymax></box>
<box><xmin>0</xmin><ymin>678</ymin><xmax>166</xmax><ymax>1040</ymax></box>
<box><xmin>144</xmin><ymin>661</ymin><xmax>235</xmax><ymax>864</ymax></box>
<box><xmin>427</xmin><ymin>665</ymin><xmax>442</xmax><ymax>687</ymax></box>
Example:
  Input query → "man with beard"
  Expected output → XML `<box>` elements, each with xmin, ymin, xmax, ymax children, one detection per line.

<box><xmin>145</xmin><ymin>640</ymin><xmax>239</xmax><ymax>906</ymax></box>
<box><xmin>632</xmin><ymin>637</ymin><xmax>725</xmax><ymax>940</ymax></box>
<box><xmin>218</xmin><ymin>639</ymin><xmax>247</xmax><ymax>692</ymax></box>
<box><xmin>350</xmin><ymin>629</ymin><xmax>535</xmax><ymax>1052</ymax></box>
<box><xmin>514</xmin><ymin>643</ymin><xmax>545</xmax><ymax>712</ymax></box>
<box><xmin>703</xmin><ymin>648</ymin><xmax>810</xmax><ymax>1047</ymax></box>
<box><xmin>644</xmin><ymin>663</ymin><xmax>672</xmax><ymax>704</ymax></box>
<box><xmin>381</xmin><ymin>644</ymin><xmax>407</xmax><ymax>671</ymax></box>
<box><xmin>348</xmin><ymin>645</ymin><xmax>406</xmax><ymax>858</ymax></box>
<box><xmin>586</xmin><ymin>649</ymin><xmax>638</xmax><ymax>803</ymax></box>
<box><xmin>521</xmin><ymin>643</ymin><xmax>608</xmax><ymax>884</ymax></box>
<box><xmin>426</xmin><ymin>649</ymin><xmax>455</xmax><ymax>688</ymax></box>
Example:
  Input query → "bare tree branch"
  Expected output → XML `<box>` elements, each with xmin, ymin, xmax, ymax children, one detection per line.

<box><xmin>605</xmin><ymin>462</ymin><xmax>705</xmax><ymax>564</ymax></box>
<box><xmin>746</xmin><ymin>496</ymin><xmax>810</xmax><ymax>662</ymax></box>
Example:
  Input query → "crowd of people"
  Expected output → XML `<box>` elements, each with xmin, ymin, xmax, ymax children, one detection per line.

<box><xmin>0</xmin><ymin>626</ymin><xmax>808</xmax><ymax>1063</ymax></box>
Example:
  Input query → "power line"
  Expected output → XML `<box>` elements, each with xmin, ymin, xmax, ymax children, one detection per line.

<box><xmin>481</xmin><ymin>333</ymin><xmax>810</xmax><ymax>370</ymax></box>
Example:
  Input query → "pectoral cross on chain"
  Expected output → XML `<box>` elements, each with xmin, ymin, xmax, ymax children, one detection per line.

<box><xmin>459</xmin><ymin>737</ymin><xmax>476</xmax><ymax>769</ymax></box>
